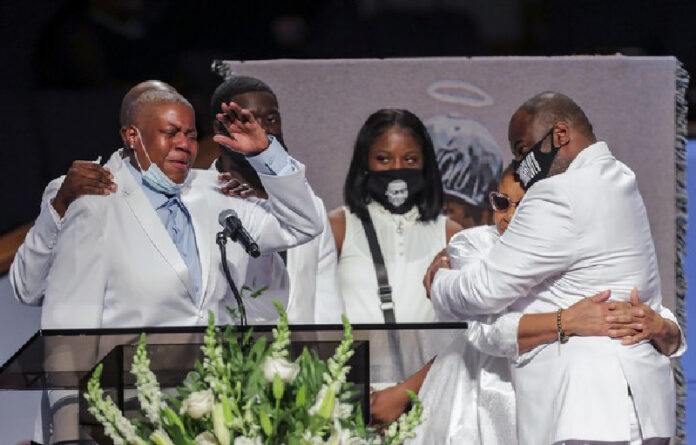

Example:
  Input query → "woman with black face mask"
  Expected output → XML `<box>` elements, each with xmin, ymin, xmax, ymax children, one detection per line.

<box><xmin>329</xmin><ymin>109</ymin><xmax>462</xmax><ymax>326</ymax></box>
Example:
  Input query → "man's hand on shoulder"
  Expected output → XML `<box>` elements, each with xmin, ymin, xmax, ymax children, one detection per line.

<box><xmin>217</xmin><ymin>172</ymin><xmax>265</xmax><ymax>199</ymax></box>
<box><xmin>52</xmin><ymin>160</ymin><xmax>117</xmax><ymax>218</ymax></box>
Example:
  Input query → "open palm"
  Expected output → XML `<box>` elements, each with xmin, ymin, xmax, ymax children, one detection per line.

<box><xmin>213</xmin><ymin>102</ymin><xmax>270</xmax><ymax>155</ymax></box>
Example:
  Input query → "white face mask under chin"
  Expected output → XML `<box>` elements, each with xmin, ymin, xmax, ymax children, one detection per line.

<box><xmin>132</xmin><ymin>127</ymin><xmax>188</xmax><ymax>195</ymax></box>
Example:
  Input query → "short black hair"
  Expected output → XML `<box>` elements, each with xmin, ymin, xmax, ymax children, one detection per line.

<box><xmin>209</xmin><ymin>75</ymin><xmax>277</xmax><ymax>121</ymax></box>
<box><xmin>517</xmin><ymin>91</ymin><xmax>595</xmax><ymax>139</ymax></box>
<box><xmin>210</xmin><ymin>75</ymin><xmax>278</xmax><ymax>185</ymax></box>
<box><xmin>344</xmin><ymin>109</ymin><xmax>443</xmax><ymax>221</ymax></box>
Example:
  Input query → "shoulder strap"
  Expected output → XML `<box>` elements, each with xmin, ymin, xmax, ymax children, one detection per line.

<box><xmin>359</xmin><ymin>214</ymin><xmax>395</xmax><ymax>323</ymax></box>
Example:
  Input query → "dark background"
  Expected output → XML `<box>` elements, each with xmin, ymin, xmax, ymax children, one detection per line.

<box><xmin>1</xmin><ymin>0</ymin><xmax>695</xmax><ymax>234</ymax></box>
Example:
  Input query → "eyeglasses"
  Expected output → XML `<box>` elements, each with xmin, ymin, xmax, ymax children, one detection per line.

<box><xmin>489</xmin><ymin>191</ymin><xmax>521</xmax><ymax>212</ymax></box>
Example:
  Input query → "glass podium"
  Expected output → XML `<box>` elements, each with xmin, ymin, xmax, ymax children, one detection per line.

<box><xmin>0</xmin><ymin>322</ymin><xmax>466</xmax><ymax>444</ymax></box>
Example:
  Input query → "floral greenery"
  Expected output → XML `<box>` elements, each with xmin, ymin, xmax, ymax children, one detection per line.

<box><xmin>85</xmin><ymin>302</ymin><xmax>423</xmax><ymax>444</ymax></box>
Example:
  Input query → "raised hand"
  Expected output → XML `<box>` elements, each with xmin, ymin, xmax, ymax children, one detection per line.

<box><xmin>213</xmin><ymin>102</ymin><xmax>270</xmax><ymax>156</ymax></box>
<box><xmin>53</xmin><ymin>160</ymin><xmax>117</xmax><ymax>217</ymax></box>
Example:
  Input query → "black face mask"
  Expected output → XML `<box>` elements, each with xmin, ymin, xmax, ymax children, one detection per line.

<box><xmin>366</xmin><ymin>168</ymin><xmax>425</xmax><ymax>214</ymax></box>
<box><xmin>513</xmin><ymin>129</ymin><xmax>559</xmax><ymax>190</ymax></box>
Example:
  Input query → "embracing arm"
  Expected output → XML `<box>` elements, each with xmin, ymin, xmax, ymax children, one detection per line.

<box><xmin>11</xmin><ymin>161</ymin><xmax>116</xmax><ymax>306</ymax></box>
<box><xmin>431</xmin><ymin>183</ymin><xmax>577</xmax><ymax>317</ymax></box>
<box><xmin>477</xmin><ymin>289</ymin><xmax>684</xmax><ymax>358</ymax></box>
<box><xmin>370</xmin><ymin>359</ymin><xmax>435</xmax><ymax>424</ymax></box>
<box><xmin>10</xmin><ymin>179</ymin><xmax>63</xmax><ymax>305</ymax></box>
<box><xmin>39</xmin><ymin>197</ymin><xmax>107</xmax><ymax>329</ymax></box>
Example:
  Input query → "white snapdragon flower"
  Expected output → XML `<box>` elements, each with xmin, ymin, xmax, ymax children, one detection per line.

<box><xmin>302</xmin><ymin>430</ymin><xmax>326</xmax><ymax>445</ymax></box>
<box><xmin>195</xmin><ymin>432</ymin><xmax>218</xmax><ymax>445</ymax></box>
<box><xmin>150</xmin><ymin>429</ymin><xmax>175</xmax><ymax>445</ymax></box>
<box><xmin>234</xmin><ymin>436</ymin><xmax>263</xmax><ymax>445</ymax></box>
<box><xmin>261</xmin><ymin>356</ymin><xmax>300</xmax><ymax>383</ymax></box>
<box><xmin>327</xmin><ymin>421</ymin><xmax>365</xmax><ymax>445</ymax></box>
<box><xmin>181</xmin><ymin>390</ymin><xmax>215</xmax><ymax>419</ymax></box>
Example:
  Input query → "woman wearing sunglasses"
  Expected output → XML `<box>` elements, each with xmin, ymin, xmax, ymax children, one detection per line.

<box><xmin>370</xmin><ymin>164</ymin><xmax>684</xmax><ymax>444</ymax></box>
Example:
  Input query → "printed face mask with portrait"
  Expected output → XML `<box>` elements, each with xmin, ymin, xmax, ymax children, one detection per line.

<box><xmin>366</xmin><ymin>168</ymin><xmax>425</xmax><ymax>214</ymax></box>
<box><xmin>513</xmin><ymin>128</ymin><xmax>559</xmax><ymax>190</ymax></box>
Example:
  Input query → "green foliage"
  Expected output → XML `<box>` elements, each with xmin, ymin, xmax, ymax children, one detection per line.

<box><xmin>84</xmin><ymin>302</ymin><xmax>423</xmax><ymax>444</ymax></box>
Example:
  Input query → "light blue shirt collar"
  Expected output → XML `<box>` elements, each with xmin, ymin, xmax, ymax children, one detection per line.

<box><xmin>125</xmin><ymin>158</ymin><xmax>175</xmax><ymax>209</ymax></box>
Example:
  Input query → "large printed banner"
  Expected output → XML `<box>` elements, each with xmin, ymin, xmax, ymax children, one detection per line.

<box><xmin>219</xmin><ymin>56</ymin><xmax>682</xmax><ymax>315</ymax></box>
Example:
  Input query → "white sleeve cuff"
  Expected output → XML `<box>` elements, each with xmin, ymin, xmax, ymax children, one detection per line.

<box><xmin>36</xmin><ymin>198</ymin><xmax>62</xmax><ymax>248</ymax></box>
<box><xmin>658</xmin><ymin>306</ymin><xmax>687</xmax><ymax>358</ymax></box>
<box><xmin>467</xmin><ymin>312</ymin><xmax>524</xmax><ymax>358</ymax></box>
<box><xmin>246</xmin><ymin>136</ymin><xmax>297</xmax><ymax>176</ymax></box>
<box><xmin>431</xmin><ymin>268</ymin><xmax>465</xmax><ymax>321</ymax></box>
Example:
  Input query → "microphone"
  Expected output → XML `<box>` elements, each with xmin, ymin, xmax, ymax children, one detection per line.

<box><xmin>218</xmin><ymin>209</ymin><xmax>261</xmax><ymax>258</ymax></box>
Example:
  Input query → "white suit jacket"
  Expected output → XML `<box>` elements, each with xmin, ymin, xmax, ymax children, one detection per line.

<box><xmin>205</xmin><ymin>161</ymin><xmax>344</xmax><ymax>324</ymax></box>
<box><xmin>285</xmin><ymin>196</ymin><xmax>344</xmax><ymax>324</ymax></box>
<box><xmin>233</xmin><ymin>196</ymin><xmax>345</xmax><ymax>324</ymax></box>
<box><xmin>432</xmin><ymin>142</ymin><xmax>676</xmax><ymax>444</ymax></box>
<box><xmin>11</xmin><ymin>150</ymin><xmax>322</xmax><ymax>329</ymax></box>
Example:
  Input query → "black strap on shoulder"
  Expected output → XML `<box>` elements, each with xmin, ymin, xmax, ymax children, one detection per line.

<box><xmin>360</xmin><ymin>214</ymin><xmax>396</xmax><ymax>323</ymax></box>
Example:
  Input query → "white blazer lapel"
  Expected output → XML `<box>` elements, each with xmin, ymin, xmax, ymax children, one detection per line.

<box><xmin>113</xmin><ymin>154</ymin><xmax>196</xmax><ymax>300</ymax></box>
<box><xmin>181</xmin><ymin>172</ymin><xmax>212</xmax><ymax>303</ymax></box>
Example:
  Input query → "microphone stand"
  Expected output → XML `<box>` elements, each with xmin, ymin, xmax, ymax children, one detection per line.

<box><xmin>216</xmin><ymin>230</ymin><xmax>248</xmax><ymax>327</ymax></box>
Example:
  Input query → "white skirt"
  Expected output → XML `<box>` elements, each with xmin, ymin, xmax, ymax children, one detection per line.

<box><xmin>406</xmin><ymin>332</ymin><xmax>516</xmax><ymax>445</ymax></box>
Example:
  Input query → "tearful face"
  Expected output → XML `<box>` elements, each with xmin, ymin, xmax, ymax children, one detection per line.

<box><xmin>385</xmin><ymin>179</ymin><xmax>408</xmax><ymax>207</ymax></box>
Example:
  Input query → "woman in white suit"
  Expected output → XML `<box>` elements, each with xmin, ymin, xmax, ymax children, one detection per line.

<box><xmin>13</xmin><ymin>87</ymin><xmax>323</xmax><ymax>329</ymax></box>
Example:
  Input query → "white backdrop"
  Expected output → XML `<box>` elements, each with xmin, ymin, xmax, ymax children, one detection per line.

<box><xmin>219</xmin><ymin>56</ymin><xmax>680</xmax><ymax>313</ymax></box>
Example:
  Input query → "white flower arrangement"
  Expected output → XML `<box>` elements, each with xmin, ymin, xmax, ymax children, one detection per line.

<box><xmin>85</xmin><ymin>302</ymin><xmax>423</xmax><ymax>444</ymax></box>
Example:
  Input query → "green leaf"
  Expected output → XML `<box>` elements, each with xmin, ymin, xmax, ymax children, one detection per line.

<box><xmin>248</xmin><ymin>337</ymin><xmax>268</xmax><ymax>360</ymax></box>
<box><xmin>354</xmin><ymin>404</ymin><xmax>366</xmax><ymax>436</ymax></box>
<box><xmin>259</xmin><ymin>408</ymin><xmax>273</xmax><ymax>436</ymax></box>
<box><xmin>221</xmin><ymin>396</ymin><xmax>234</xmax><ymax>426</ymax></box>
<box><xmin>273</xmin><ymin>373</ymin><xmax>285</xmax><ymax>401</ymax></box>
<box><xmin>295</xmin><ymin>385</ymin><xmax>306</xmax><ymax>408</ymax></box>
<box><xmin>161</xmin><ymin>406</ymin><xmax>189</xmax><ymax>441</ymax></box>
<box><xmin>318</xmin><ymin>386</ymin><xmax>336</xmax><ymax>419</ymax></box>
<box><xmin>212</xmin><ymin>403</ymin><xmax>231</xmax><ymax>445</ymax></box>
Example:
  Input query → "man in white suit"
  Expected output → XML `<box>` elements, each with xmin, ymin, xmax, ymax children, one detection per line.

<box><xmin>12</xmin><ymin>86</ymin><xmax>323</xmax><ymax>329</ymax></box>
<box><xmin>428</xmin><ymin>92</ymin><xmax>680</xmax><ymax>444</ymax></box>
